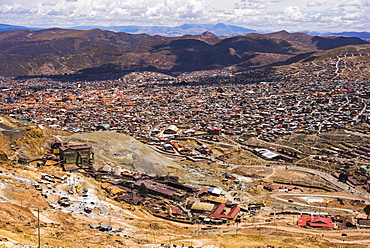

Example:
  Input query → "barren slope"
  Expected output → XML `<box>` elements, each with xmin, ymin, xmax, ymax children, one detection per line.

<box><xmin>65</xmin><ymin>131</ymin><xmax>184</xmax><ymax>175</ymax></box>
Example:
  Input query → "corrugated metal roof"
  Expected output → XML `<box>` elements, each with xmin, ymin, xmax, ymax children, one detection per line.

<box><xmin>208</xmin><ymin>188</ymin><xmax>222</xmax><ymax>195</ymax></box>
<box><xmin>191</xmin><ymin>201</ymin><xmax>215</xmax><ymax>211</ymax></box>
<box><xmin>206</xmin><ymin>196</ymin><xmax>228</xmax><ymax>204</ymax></box>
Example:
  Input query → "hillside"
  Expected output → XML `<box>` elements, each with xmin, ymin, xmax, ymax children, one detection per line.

<box><xmin>0</xmin><ymin>116</ymin><xmax>199</xmax><ymax>247</ymax></box>
<box><xmin>65</xmin><ymin>131</ymin><xmax>184</xmax><ymax>175</ymax></box>
<box><xmin>300</xmin><ymin>43</ymin><xmax>370</xmax><ymax>63</ymax></box>
<box><xmin>273</xmin><ymin>43</ymin><xmax>370</xmax><ymax>80</ymax></box>
<box><xmin>0</xmin><ymin>28</ymin><xmax>367</xmax><ymax>77</ymax></box>
<box><xmin>2</xmin><ymin>114</ymin><xmax>370</xmax><ymax>247</ymax></box>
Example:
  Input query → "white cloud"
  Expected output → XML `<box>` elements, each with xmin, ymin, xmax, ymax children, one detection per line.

<box><xmin>277</xmin><ymin>6</ymin><xmax>305</xmax><ymax>21</ymax></box>
<box><xmin>143</xmin><ymin>0</ymin><xmax>210</xmax><ymax>22</ymax></box>
<box><xmin>0</xmin><ymin>3</ymin><xmax>33</xmax><ymax>14</ymax></box>
<box><xmin>307</xmin><ymin>1</ymin><xmax>322</xmax><ymax>7</ymax></box>
<box><xmin>340</xmin><ymin>0</ymin><xmax>370</xmax><ymax>7</ymax></box>
<box><xmin>42</xmin><ymin>1</ymin><xmax>58</xmax><ymax>7</ymax></box>
<box><xmin>326</xmin><ymin>6</ymin><xmax>345</xmax><ymax>15</ymax></box>
<box><xmin>236</xmin><ymin>2</ymin><xmax>268</xmax><ymax>9</ymax></box>
<box><xmin>342</xmin><ymin>10</ymin><xmax>367</xmax><ymax>20</ymax></box>
<box><xmin>248</xmin><ymin>0</ymin><xmax>283</xmax><ymax>2</ymax></box>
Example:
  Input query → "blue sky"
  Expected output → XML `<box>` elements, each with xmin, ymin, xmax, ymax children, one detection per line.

<box><xmin>0</xmin><ymin>0</ymin><xmax>369</xmax><ymax>32</ymax></box>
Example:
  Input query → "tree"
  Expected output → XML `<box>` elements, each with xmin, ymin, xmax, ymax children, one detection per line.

<box><xmin>138</xmin><ymin>183</ymin><xmax>149</xmax><ymax>196</ymax></box>
<box><xmin>338</xmin><ymin>173</ymin><xmax>348</xmax><ymax>183</ymax></box>
<box><xmin>364</xmin><ymin>205</ymin><xmax>370</xmax><ymax>219</ymax></box>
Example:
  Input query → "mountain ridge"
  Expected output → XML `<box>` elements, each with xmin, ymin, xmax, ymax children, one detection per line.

<box><xmin>0</xmin><ymin>28</ymin><xmax>368</xmax><ymax>78</ymax></box>
<box><xmin>2</xmin><ymin>23</ymin><xmax>370</xmax><ymax>41</ymax></box>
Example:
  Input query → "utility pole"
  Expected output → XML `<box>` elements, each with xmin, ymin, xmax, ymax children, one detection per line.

<box><xmin>274</xmin><ymin>208</ymin><xmax>277</xmax><ymax>231</ymax></box>
<box><xmin>37</xmin><ymin>208</ymin><xmax>41</xmax><ymax>248</ymax></box>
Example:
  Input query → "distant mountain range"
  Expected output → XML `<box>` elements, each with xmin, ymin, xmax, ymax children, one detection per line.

<box><xmin>2</xmin><ymin>23</ymin><xmax>370</xmax><ymax>40</ymax></box>
<box><xmin>3</xmin><ymin>23</ymin><xmax>370</xmax><ymax>39</ymax></box>
<box><xmin>328</xmin><ymin>32</ymin><xmax>370</xmax><ymax>42</ymax></box>
<box><xmin>0</xmin><ymin>23</ymin><xmax>255</xmax><ymax>36</ymax></box>
<box><xmin>73</xmin><ymin>23</ymin><xmax>256</xmax><ymax>37</ymax></box>
<box><xmin>0</xmin><ymin>24</ymin><xmax>40</xmax><ymax>32</ymax></box>
<box><xmin>0</xmin><ymin>28</ymin><xmax>367</xmax><ymax>78</ymax></box>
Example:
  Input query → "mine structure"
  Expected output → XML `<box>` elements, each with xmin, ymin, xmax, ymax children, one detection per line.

<box><xmin>98</xmin><ymin>170</ymin><xmax>253</xmax><ymax>224</ymax></box>
<box><xmin>51</xmin><ymin>141</ymin><xmax>94</xmax><ymax>170</ymax></box>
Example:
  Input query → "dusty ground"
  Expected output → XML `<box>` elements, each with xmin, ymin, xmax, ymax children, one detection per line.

<box><xmin>1</xmin><ymin>116</ymin><xmax>370</xmax><ymax>247</ymax></box>
<box><xmin>0</xmin><ymin>164</ymin><xmax>362</xmax><ymax>247</ymax></box>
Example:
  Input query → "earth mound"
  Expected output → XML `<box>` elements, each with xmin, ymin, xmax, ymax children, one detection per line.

<box><xmin>65</xmin><ymin>131</ymin><xmax>184</xmax><ymax>175</ymax></box>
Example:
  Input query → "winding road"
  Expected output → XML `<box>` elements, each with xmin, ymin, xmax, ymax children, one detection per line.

<box><xmin>216</xmin><ymin>162</ymin><xmax>370</xmax><ymax>202</ymax></box>
<box><xmin>270</xmin><ymin>193</ymin><xmax>367</xmax><ymax>213</ymax></box>
<box><xmin>152</xmin><ymin>135</ymin><xmax>370</xmax><ymax>203</ymax></box>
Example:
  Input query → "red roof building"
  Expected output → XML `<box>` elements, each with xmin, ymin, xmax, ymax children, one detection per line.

<box><xmin>297</xmin><ymin>215</ymin><xmax>334</xmax><ymax>228</ymax></box>
<box><xmin>208</xmin><ymin>203</ymin><xmax>240</xmax><ymax>220</ymax></box>
<box><xmin>309</xmin><ymin>217</ymin><xmax>335</xmax><ymax>228</ymax></box>
<box><xmin>297</xmin><ymin>215</ymin><xmax>311</xmax><ymax>227</ymax></box>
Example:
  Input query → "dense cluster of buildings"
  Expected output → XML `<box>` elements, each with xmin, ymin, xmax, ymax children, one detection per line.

<box><xmin>339</xmin><ymin>143</ymin><xmax>370</xmax><ymax>161</ymax></box>
<box><xmin>316</xmin><ymin>142</ymin><xmax>370</xmax><ymax>188</ymax></box>
<box><xmin>1</xmin><ymin>68</ymin><xmax>369</xmax><ymax>143</ymax></box>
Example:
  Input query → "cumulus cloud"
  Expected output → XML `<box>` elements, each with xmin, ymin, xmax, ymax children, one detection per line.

<box><xmin>342</xmin><ymin>10</ymin><xmax>368</xmax><ymax>20</ymax></box>
<box><xmin>307</xmin><ymin>1</ymin><xmax>322</xmax><ymax>7</ymax></box>
<box><xmin>144</xmin><ymin>0</ymin><xmax>210</xmax><ymax>21</ymax></box>
<box><xmin>340</xmin><ymin>0</ymin><xmax>370</xmax><ymax>7</ymax></box>
<box><xmin>326</xmin><ymin>6</ymin><xmax>345</xmax><ymax>15</ymax></box>
<box><xmin>0</xmin><ymin>3</ymin><xmax>33</xmax><ymax>14</ymax></box>
<box><xmin>281</xmin><ymin>6</ymin><xmax>305</xmax><ymax>21</ymax></box>
<box><xmin>42</xmin><ymin>1</ymin><xmax>58</xmax><ymax>7</ymax></box>
<box><xmin>235</xmin><ymin>2</ymin><xmax>267</xmax><ymax>9</ymax></box>
<box><xmin>247</xmin><ymin>0</ymin><xmax>284</xmax><ymax>2</ymax></box>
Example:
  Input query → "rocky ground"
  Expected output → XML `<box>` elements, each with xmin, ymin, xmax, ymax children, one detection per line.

<box><xmin>1</xmin><ymin>115</ymin><xmax>370</xmax><ymax>247</ymax></box>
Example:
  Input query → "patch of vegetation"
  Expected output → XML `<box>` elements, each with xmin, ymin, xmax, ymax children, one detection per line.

<box><xmin>18</xmin><ymin>127</ymin><xmax>46</xmax><ymax>154</ymax></box>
